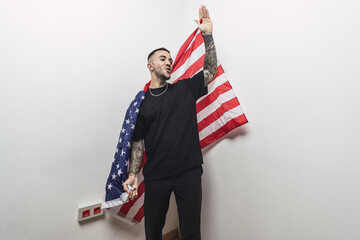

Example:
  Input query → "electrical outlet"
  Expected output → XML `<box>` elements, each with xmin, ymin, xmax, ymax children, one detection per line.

<box><xmin>78</xmin><ymin>203</ymin><xmax>104</xmax><ymax>222</ymax></box>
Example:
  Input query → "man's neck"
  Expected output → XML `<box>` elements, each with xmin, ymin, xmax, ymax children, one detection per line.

<box><xmin>149</xmin><ymin>76</ymin><xmax>167</xmax><ymax>89</ymax></box>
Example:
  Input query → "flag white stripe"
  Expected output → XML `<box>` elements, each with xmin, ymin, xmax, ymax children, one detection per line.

<box><xmin>206</xmin><ymin>71</ymin><xmax>227</xmax><ymax>93</ymax></box>
<box><xmin>199</xmin><ymin>105</ymin><xmax>244</xmax><ymax>141</ymax></box>
<box><xmin>197</xmin><ymin>89</ymin><xmax>237</xmax><ymax>123</ymax></box>
<box><xmin>196</xmin><ymin>72</ymin><xmax>228</xmax><ymax>106</ymax></box>
<box><xmin>186</xmin><ymin>30</ymin><xmax>201</xmax><ymax>52</ymax></box>
<box><xmin>137</xmin><ymin>170</ymin><xmax>145</xmax><ymax>185</ymax></box>
<box><xmin>172</xmin><ymin>30</ymin><xmax>201</xmax><ymax>68</ymax></box>
<box><xmin>107</xmin><ymin>205</ymin><xmax>122</xmax><ymax>216</ymax></box>
<box><xmin>125</xmin><ymin>192</ymin><xmax>145</xmax><ymax>220</ymax></box>
<box><xmin>103</xmin><ymin>169</ymin><xmax>145</xmax><ymax>210</ymax></box>
<box><xmin>196</xmin><ymin>64</ymin><xmax>223</xmax><ymax>102</ymax></box>
<box><xmin>119</xmin><ymin>170</ymin><xmax>144</xmax><ymax>217</ymax></box>
<box><xmin>170</xmin><ymin>43</ymin><xmax>205</xmax><ymax>82</ymax></box>
<box><xmin>101</xmin><ymin>193</ymin><xmax>127</xmax><ymax>209</ymax></box>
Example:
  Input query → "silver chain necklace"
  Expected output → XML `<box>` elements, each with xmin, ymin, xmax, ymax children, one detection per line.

<box><xmin>148</xmin><ymin>83</ymin><xmax>168</xmax><ymax>97</ymax></box>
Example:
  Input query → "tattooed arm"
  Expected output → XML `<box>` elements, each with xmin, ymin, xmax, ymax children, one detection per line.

<box><xmin>203</xmin><ymin>34</ymin><xmax>218</xmax><ymax>86</ymax></box>
<box><xmin>129</xmin><ymin>139</ymin><xmax>145</xmax><ymax>176</ymax></box>
<box><xmin>123</xmin><ymin>139</ymin><xmax>144</xmax><ymax>200</ymax></box>
<box><xmin>195</xmin><ymin>5</ymin><xmax>218</xmax><ymax>86</ymax></box>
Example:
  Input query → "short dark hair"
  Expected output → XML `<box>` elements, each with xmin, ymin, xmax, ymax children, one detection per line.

<box><xmin>147</xmin><ymin>47</ymin><xmax>170</xmax><ymax>62</ymax></box>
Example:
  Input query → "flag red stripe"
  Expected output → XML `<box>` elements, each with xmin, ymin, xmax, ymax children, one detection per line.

<box><xmin>119</xmin><ymin>180</ymin><xmax>145</xmax><ymax>216</ymax></box>
<box><xmin>200</xmin><ymin>114</ymin><xmax>248</xmax><ymax>148</ymax></box>
<box><xmin>172</xmin><ymin>29</ymin><xmax>198</xmax><ymax>70</ymax></box>
<box><xmin>174</xmin><ymin>54</ymin><xmax>205</xmax><ymax>82</ymax></box>
<box><xmin>143</xmin><ymin>80</ymin><xmax>151</xmax><ymax>92</ymax></box>
<box><xmin>119</xmin><ymin>154</ymin><xmax>147</xmax><ymax>215</ymax></box>
<box><xmin>118</xmin><ymin>182</ymin><xmax>145</xmax><ymax>216</ymax></box>
<box><xmin>140</xmin><ymin>153</ymin><xmax>147</xmax><ymax>169</ymax></box>
<box><xmin>172</xmin><ymin>33</ymin><xmax>204</xmax><ymax>73</ymax></box>
<box><xmin>196</xmin><ymin>81</ymin><xmax>232</xmax><ymax>114</ymax></box>
<box><xmin>210</xmin><ymin>64</ymin><xmax>225</xmax><ymax>82</ymax></box>
<box><xmin>132</xmin><ymin>205</ymin><xmax>144</xmax><ymax>223</ymax></box>
<box><xmin>197</xmin><ymin>97</ymin><xmax>240</xmax><ymax>132</ymax></box>
<box><xmin>118</xmin><ymin>199</ymin><xmax>132</xmax><ymax>216</ymax></box>
<box><xmin>196</xmin><ymin>65</ymin><xmax>226</xmax><ymax>111</ymax></box>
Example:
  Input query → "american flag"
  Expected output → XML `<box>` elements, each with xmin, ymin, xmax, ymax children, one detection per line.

<box><xmin>101</xmin><ymin>29</ymin><xmax>248</xmax><ymax>224</ymax></box>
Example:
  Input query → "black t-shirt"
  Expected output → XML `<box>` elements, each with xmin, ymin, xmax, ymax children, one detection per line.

<box><xmin>132</xmin><ymin>71</ymin><xmax>207</xmax><ymax>182</ymax></box>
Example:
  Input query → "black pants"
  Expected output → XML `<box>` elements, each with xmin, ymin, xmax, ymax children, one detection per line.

<box><xmin>144</xmin><ymin>166</ymin><xmax>203</xmax><ymax>240</ymax></box>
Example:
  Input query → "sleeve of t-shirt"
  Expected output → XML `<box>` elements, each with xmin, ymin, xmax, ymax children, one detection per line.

<box><xmin>132</xmin><ymin>111</ymin><xmax>145</xmax><ymax>141</ymax></box>
<box><xmin>186</xmin><ymin>70</ymin><xmax>208</xmax><ymax>100</ymax></box>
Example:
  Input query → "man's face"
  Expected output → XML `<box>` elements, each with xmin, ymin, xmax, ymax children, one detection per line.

<box><xmin>149</xmin><ymin>50</ymin><xmax>173</xmax><ymax>80</ymax></box>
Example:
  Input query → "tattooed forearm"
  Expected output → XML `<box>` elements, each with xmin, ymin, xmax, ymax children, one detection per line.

<box><xmin>203</xmin><ymin>33</ymin><xmax>218</xmax><ymax>86</ymax></box>
<box><xmin>129</xmin><ymin>139</ymin><xmax>144</xmax><ymax>175</ymax></box>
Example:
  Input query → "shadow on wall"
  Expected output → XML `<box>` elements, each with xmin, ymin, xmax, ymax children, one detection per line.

<box><xmin>107</xmin><ymin>214</ymin><xmax>145</xmax><ymax>238</ymax></box>
<box><xmin>202</xmin><ymin>125</ymin><xmax>249</xmax><ymax>154</ymax></box>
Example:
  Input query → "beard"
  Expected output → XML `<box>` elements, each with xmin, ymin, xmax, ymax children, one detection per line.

<box><xmin>154</xmin><ymin>68</ymin><xmax>171</xmax><ymax>81</ymax></box>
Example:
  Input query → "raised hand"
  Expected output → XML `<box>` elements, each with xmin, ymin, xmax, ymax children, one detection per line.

<box><xmin>195</xmin><ymin>5</ymin><xmax>213</xmax><ymax>35</ymax></box>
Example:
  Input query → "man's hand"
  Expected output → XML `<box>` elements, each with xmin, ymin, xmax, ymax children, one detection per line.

<box><xmin>196</xmin><ymin>5</ymin><xmax>218</xmax><ymax>86</ymax></box>
<box><xmin>123</xmin><ymin>139</ymin><xmax>144</xmax><ymax>200</ymax></box>
<box><xmin>195</xmin><ymin>5</ymin><xmax>213</xmax><ymax>35</ymax></box>
<box><xmin>123</xmin><ymin>173</ymin><xmax>139</xmax><ymax>200</ymax></box>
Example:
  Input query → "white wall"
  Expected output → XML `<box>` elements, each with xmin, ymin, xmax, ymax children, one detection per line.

<box><xmin>0</xmin><ymin>0</ymin><xmax>183</xmax><ymax>239</ymax></box>
<box><xmin>182</xmin><ymin>0</ymin><xmax>360</xmax><ymax>239</ymax></box>
<box><xmin>1</xmin><ymin>0</ymin><xmax>360</xmax><ymax>240</ymax></box>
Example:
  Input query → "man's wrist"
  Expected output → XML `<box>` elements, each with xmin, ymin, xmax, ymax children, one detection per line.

<box><xmin>129</xmin><ymin>172</ymin><xmax>137</xmax><ymax>178</ymax></box>
<box><xmin>202</xmin><ymin>32</ymin><xmax>212</xmax><ymax>36</ymax></box>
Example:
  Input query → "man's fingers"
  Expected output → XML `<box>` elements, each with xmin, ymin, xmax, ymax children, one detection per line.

<box><xmin>123</xmin><ymin>183</ymin><xmax>129</xmax><ymax>193</ymax></box>
<box><xmin>199</xmin><ymin>5</ymin><xmax>210</xmax><ymax>20</ymax></box>
<box><xmin>128</xmin><ymin>188</ymin><xmax>138</xmax><ymax>200</ymax></box>
<box><xmin>202</xmin><ymin>5</ymin><xmax>206</xmax><ymax>18</ymax></box>
<box><xmin>205</xmin><ymin>7</ymin><xmax>210</xmax><ymax>18</ymax></box>
<box><xmin>195</xmin><ymin>19</ymin><xmax>200</xmax><ymax>27</ymax></box>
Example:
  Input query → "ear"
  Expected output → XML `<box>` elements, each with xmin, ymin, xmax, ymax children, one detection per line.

<box><xmin>147</xmin><ymin>63</ymin><xmax>154</xmax><ymax>71</ymax></box>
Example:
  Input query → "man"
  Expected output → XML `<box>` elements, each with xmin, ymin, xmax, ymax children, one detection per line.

<box><xmin>123</xmin><ymin>5</ymin><xmax>218</xmax><ymax>240</ymax></box>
